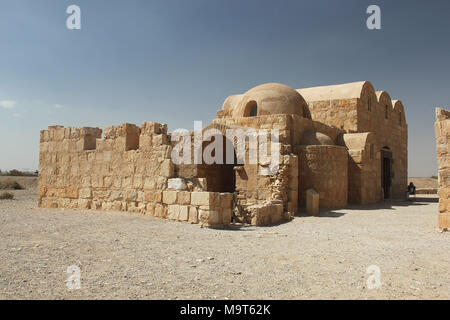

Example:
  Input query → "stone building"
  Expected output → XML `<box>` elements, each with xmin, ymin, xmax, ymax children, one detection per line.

<box><xmin>38</xmin><ymin>81</ymin><xmax>408</xmax><ymax>227</ymax></box>
<box><xmin>435</xmin><ymin>108</ymin><xmax>450</xmax><ymax>230</ymax></box>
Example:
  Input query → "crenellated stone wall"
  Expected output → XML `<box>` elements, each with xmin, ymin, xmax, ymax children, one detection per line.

<box><xmin>38</xmin><ymin>123</ymin><xmax>234</xmax><ymax>228</ymax></box>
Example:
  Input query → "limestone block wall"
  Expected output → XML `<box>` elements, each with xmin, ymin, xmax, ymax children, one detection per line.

<box><xmin>213</xmin><ymin>114</ymin><xmax>345</xmax><ymax>149</ymax></box>
<box><xmin>208</xmin><ymin>115</ymin><xmax>302</xmax><ymax>221</ymax></box>
<box><xmin>357</xmin><ymin>94</ymin><xmax>408</xmax><ymax>199</ymax></box>
<box><xmin>435</xmin><ymin>108</ymin><xmax>450</xmax><ymax>230</ymax></box>
<box><xmin>309</xmin><ymin>98</ymin><xmax>406</xmax><ymax>201</ymax></box>
<box><xmin>234</xmin><ymin>154</ymin><xmax>298</xmax><ymax>212</ymax></box>
<box><xmin>341</xmin><ymin>133</ymin><xmax>382</xmax><ymax>204</ymax></box>
<box><xmin>38</xmin><ymin>123</ymin><xmax>233</xmax><ymax>228</ymax></box>
<box><xmin>212</xmin><ymin>114</ymin><xmax>342</xmax><ymax>205</ymax></box>
<box><xmin>296</xmin><ymin>84</ymin><xmax>407</xmax><ymax>201</ymax></box>
<box><xmin>296</xmin><ymin>145</ymin><xmax>348</xmax><ymax>208</ymax></box>
<box><xmin>304</xmin><ymin>99</ymin><xmax>359</xmax><ymax>132</ymax></box>
<box><xmin>213</xmin><ymin>114</ymin><xmax>344</xmax><ymax>212</ymax></box>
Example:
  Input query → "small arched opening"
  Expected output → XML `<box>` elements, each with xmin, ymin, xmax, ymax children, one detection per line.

<box><xmin>244</xmin><ymin>100</ymin><xmax>258</xmax><ymax>117</ymax></box>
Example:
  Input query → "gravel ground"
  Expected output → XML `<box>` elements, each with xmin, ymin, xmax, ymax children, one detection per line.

<box><xmin>0</xmin><ymin>188</ymin><xmax>448</xmax><ymax>300</ymax></box>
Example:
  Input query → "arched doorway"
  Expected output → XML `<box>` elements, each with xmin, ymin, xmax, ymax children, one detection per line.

<box><xmin>381</xmin><ymin>146</ymin><xmax>392</xmax><ymax>199</ymax></box>
<box><xmin>198</xmin><ymin>135</ymin><xmax>238</xmax><ymax>193</ymax></box>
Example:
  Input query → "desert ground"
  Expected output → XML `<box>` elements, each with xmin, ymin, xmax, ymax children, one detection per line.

<box><xmin>0</xmin><ymin>177</ymin><xmax>448</xmax><ymax>299</ymax></box>
<box><xmin>408</xmin><ymin>177</ymin><xmax>438</xmax><ymax>189</ymax></box>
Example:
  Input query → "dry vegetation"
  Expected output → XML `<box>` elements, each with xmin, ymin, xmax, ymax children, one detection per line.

<box><xmin>0</xmin><ymin>192</ymin><xmax>14</xmax><ymax>200</ymax></box>
<box><xmin>0</xmin><ymin>169</ymin><xmax>38</xmax><ymax>177</ymax></box>
<box><xmin>0</xmin><ymin>181</ymin><xmax>23</xmax><ymax>190</ymax></box>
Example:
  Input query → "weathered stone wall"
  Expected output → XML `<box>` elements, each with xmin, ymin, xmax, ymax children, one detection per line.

<box><xmin>212</xmin><ymin>114</ymin><xmax>344</xmax><ymax>213</ymax></box>
<box><xmin>435</xmin><ymin>108</ymin><xmax>450</xmax><ymax>230</ymax></box>
<box><xmin>202</xmin><ymin>116</ymin><xmax>301</xmax><ymax>222</ymax></box>
<box><xmin>358</xmin><ymin>96</ymin><xmax>408</xmax><ymax>200</ymax></box>
<box><xmin>340</xmin><ymin>132</ymin><xmax>382</xmax><ymax>204</ymax></box>
<box><xmin>300</xmin><ymin>96</ymin><xmax>407</xmax><ymax>201</ymax></box>
<box><xmin>297</xmin><ymin>145</ymin><xmax>348</xmax><ymax>208</ymax></box>
<box><xmin>306</xmin><ymin>99</ymin><xmax>359</xmax><ymax>132</ymax></box>
<box><xmin>38</xmin><ymin>123</ymin><xmax>233</xmax><ymax>228</ymax></box>
<box><xmin>38</xmin><ymin>81</ymin><xmax>409</xmax><ymax>225</ymax></box>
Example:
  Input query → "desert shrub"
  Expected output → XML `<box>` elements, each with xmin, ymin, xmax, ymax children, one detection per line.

<box><xmin>431</xmin><ymin>176</ymin><xmax>438</xmax><ymax>180</ymax></box>
<box><xmin>0</xmin><ymin>192</ymin><xmax>14</xmax><ymax>200</ymax></box>
<box><xmin>0</xmin><ymin>169</ymin><xmax>38</xmax><ymax>177</ymax></box>
<box><xmin>0</xmin><ymin>181</ymin><xmax>24</xmax><ymax>190</ymax></box>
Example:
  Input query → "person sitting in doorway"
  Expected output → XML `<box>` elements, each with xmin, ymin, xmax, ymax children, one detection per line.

<box><xmin>406</xmin><ymin>182</ymin><xmax>416</xmax><ymax>201</ymax></box>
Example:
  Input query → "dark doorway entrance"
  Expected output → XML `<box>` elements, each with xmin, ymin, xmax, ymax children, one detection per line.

<box><xmin>198</xmin><ymin>135</ymin><xmax>237</xmax><ymax>193</ymax></box>
<box><xmin>381</xmin><ymin>148</ymin><xmax>392</xmax><ymax>199</ymax></box>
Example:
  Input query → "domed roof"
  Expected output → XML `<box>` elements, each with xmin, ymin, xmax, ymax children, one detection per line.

<box><xmin>232</xmin><ymin>83</ymin><xmax>307</xmax><ymax>118</ymax></box>
<box><xmin>300</xmin><ymin>131</ymin><xmax>334</xmax><ymax>146</ymax></box>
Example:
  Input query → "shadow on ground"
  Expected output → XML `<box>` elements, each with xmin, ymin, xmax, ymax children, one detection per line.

<box><xmin>297</xmin><ymin>196</ymin><xmax>438</xmax><ymax>218</ymax></box>
<box><xmin>219</xmin><ymin>196</ymin><xmax>439</xmax><ymax>228</ymax></box>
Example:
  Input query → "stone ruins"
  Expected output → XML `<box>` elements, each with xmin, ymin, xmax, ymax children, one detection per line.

<box><xmin>38</xmin><ymin>81</ymin><xmax>408</xmax><ymax>228</ymax></box>
<box><xmin>435</xmin><ymin>108</ymin><xmax>450</xmax><ymax>231</ymax></box>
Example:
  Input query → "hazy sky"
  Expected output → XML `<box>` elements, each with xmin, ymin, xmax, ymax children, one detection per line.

<box><xmin>0</xmin><ymin>0</ymin><xmax>449</xmax><ymax>176</ymax></box>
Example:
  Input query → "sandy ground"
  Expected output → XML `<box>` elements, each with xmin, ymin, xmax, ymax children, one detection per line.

<box><xmin>0</xmin><ymin>186</ymin><xmax>448</xmax><ymax>300</ymax></box>
<box><xmin>409</xmin><ymin>177</ymin><xmax>438</xmax><ymax>189</ymax></box>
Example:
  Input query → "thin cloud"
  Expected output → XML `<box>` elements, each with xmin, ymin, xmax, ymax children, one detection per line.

<box><xmin>0</xmin><ymin>100</ymin><xmax>17</xmax><ymax>109</ymax></box>
<box><xmin>54</xmin><ymin>104</ymin><xmax>64</xmax><ymax>109</ymax></box>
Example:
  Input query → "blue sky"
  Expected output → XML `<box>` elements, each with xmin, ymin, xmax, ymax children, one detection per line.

<box><xmin>0</xmin><ymin>0</ymin><xmax>449</xmax><ymax>176</ymax></box>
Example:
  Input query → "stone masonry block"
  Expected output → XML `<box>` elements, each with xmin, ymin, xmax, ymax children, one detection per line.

<box><xmin>79</xmin><ymin>188</ymin><xmax>92</xmax><ymax>199</ymax></box>
<box><xmin>188</xmin><ymin>206</ymin><xmax>199</xmax><ymax>224</ymax></box>
<box><xmin>168</xmin><ymin>205</ymin><xmax>180</xmax><ymax>220</ymax></box>
<box><xmin>438</xmin><ymin>212</ymin><xmax>450</xmax><ymax>230</ymax></box>
<box><xmin>167</xmin><ymin>178</ymin><xmax>187</xmax><ymax>190</ymax></box>
<box><xmin>162</xmin><ymin>191</ymin><xmax>178</xmax><ymax>204</ymax></box>
<box><xmin>306</xmin><ymin>189</ymin><xmax>319</xmax><ymax>215</ymax></box>
<box><xmin>220</xmin><ymin>193</ymin><xmax>234</xmax><ymax>209</ymax></box>
<box><xmin>178</xmin><ymin>191</ymin><xmax>191</xmax><ymax>205</ymax></box>
<box><xmin>161</xmin><ymin>159</ymin><xmax>174</xmax><ymax>177</ymax></box>
<box><xmin>178</xmin><ymin>205</ymin><xmax>189</xmax><ymax>221</ymax></box>
<box><xmin>191</xmin><ymin>192</ymin><xmax>219</xmax><ymax>206</ymax></box>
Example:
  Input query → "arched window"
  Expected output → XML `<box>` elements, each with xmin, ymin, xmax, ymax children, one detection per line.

<box><xmin>385</xmin><ymin>105</ymin><xmax>389</xmax><ymax>119</ymax></box>
<box><xmin>244</xmin><ymin>100</ymin><xmax>258</xmax><ymax>117</ymax></box>
<box><xmin>368</xmin><ymin>99</ymin><xmax>371</xmax><ymax>111</ymax></box>
<box><xmin>398</xmin><ymin>112</ymin><xmax>402</xmax><ymax>126</ymax></box>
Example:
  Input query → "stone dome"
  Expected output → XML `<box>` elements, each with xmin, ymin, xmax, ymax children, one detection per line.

<box><xmin>232</xmin><ymin>83</ymin><xmax>307</xmax><ymax>118</ymax></box>
<box><xmin>300</xmin><ymin>131</ymin><xmax>334</xmax><ymax>146</ymax></box>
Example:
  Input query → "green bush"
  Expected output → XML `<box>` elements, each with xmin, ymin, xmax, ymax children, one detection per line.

<box><xmin>0</xmin><ymin>192</ymin><xmax>14</xmax><ymax>200</ymax></box>
<box><xmin>431</xmin><ymin>176</ymin><xmax>438</xmax><ymax>179</ymax></box>
<box><xmin>0</xmin><ymin>181</ymin><xmax>24</xmax><ymax>190</ymax></box>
